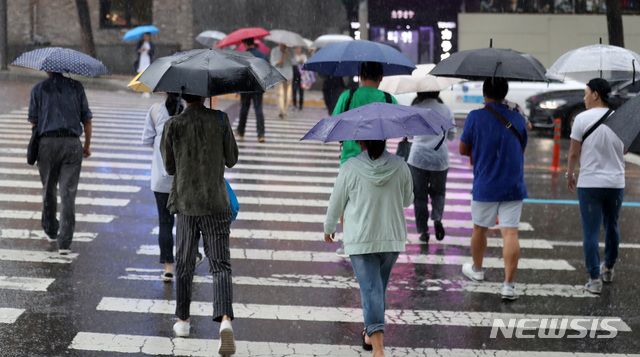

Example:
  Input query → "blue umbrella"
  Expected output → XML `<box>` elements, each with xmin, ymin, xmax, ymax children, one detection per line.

<box><xmin>302</xmin><ymin>40</ymin><xmax>416</xmax><ymax>76</ymax></box>
<box><xmin>300</xmin><ymin>102</ymin><xmax>454</xmax><ymax>142</ymax></box>
<box><xmin>11</xmin><ymin>47</ymin><xmax>110</xmax><ymax>77</ymax></box>
<box><xmin>123</xmin><ymin>25</ymin><xmax>159</xmax><ymax>41</ymax></box>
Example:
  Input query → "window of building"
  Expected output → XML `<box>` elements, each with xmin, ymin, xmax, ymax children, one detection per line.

<box><xmin>100</xmin><ymin>0</ymin><xmax>153</xmax><ymax>28</ymax></box>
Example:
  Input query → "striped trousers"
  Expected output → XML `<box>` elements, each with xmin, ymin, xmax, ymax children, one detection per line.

<box><xmin>175</xmin><ymin>207</ymin><xmax>233</xmax><ymax>322</ymax></box>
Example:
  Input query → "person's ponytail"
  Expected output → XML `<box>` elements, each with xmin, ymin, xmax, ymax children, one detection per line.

<box><xmin>363</xmin><ymin>140</ymin><xmax>386</xmax><ymax>160</ymax></box>
<box><xmin>165</xmin><ymin>93</ymin><xmax>184</xmax><ymax>116</ymax></box>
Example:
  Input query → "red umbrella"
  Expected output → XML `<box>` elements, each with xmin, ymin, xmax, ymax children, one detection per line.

<box><xmin>236</xmin><ymin>39</ymin><xmax>270</xmax><ymax>55</ymax></box>
<box><xmin>217</xmin><ymin>27</ymin><xmax>270</xmax><ymax>48</ymax></box>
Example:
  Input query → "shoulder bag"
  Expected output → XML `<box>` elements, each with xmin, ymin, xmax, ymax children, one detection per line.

<box><xmin>218</xmin><ymin>111</ymin><xmax>239</xmax><ymax>221</ymax></box>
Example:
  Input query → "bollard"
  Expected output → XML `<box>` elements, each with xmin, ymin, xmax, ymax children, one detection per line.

<box><xmin>550</xmin><ymin>118</ymin><xmax>562</xmax><ymax>172</ymax></box>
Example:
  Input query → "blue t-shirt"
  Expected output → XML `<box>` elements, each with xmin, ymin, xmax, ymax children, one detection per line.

<box><xmin>460</xmin><ymin>102</ymin><xmax>528</xmax><ymax>202</ymax></box>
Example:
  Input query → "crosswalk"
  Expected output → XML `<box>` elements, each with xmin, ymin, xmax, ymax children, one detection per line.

<box><xmin>0</xmin><ymin>89</ymin><xmax>637</xmax><ymax>356</ymax></box>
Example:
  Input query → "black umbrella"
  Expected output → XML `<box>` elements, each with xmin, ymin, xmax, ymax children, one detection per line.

<box><xmin>136</xmin><ymin>48</ymin><xmax>286</xmax><ymax>97</ymax></box>
<box><xmin>429</xmin><ymin>47</ymin><xmax>548</xmax><ymax>82</ymax></box>
<box><xmin>603</xmin><ymin>94</ymin><xmax>640</xmax><ymax>152</ymax></box>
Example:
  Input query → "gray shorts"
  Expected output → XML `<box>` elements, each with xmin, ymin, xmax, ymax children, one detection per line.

<box><xmin>471</xmin><ymin>200</ymin><xmax>523</xmax><ymax>228</ymax></box>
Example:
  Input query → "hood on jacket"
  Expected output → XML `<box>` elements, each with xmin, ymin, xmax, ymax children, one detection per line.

<box><xmin>350</xmin><ymin>150</ymin><xmax>405</xmax><ymax>186</ymax></box>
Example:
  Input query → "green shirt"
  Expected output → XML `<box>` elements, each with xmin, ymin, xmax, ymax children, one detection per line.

<box><xmin>332</xmin><ymin>86</ymin><xmax>397</xmax><ymax>166</ymax></box>
<box><xmin>161</xmin><ymin>104</ymin><xmax>238</xmax><ymax>216</ymax></box>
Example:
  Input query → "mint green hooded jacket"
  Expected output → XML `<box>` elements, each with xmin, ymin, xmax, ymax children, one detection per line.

<box><xmin>324</xmin><ymin>150</ymin><xmax>414</xmax><ymax>256</ymax></box>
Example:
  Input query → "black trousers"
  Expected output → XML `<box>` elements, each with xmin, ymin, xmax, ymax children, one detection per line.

<box><xmin>153</xmin><ymin>191</ymin><xmax>175</xmax><ymax>264</ymax></box>
<box><xmin>237</xmin><ymin>92</ymin><xmax>265</xmax><ymax>138</ymax></box>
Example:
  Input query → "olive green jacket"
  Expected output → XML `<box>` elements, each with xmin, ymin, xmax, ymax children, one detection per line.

<box><xmin>160</xmin><ymin>104</ymin><xmax>238</xmax><ymax>216</ymax></box>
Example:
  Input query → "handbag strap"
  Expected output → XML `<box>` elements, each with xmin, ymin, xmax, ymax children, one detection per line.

<box><xmin>581</xmin><ymin>109</ymin><xmax>613</xmax><ymax>143</ymax></box>
<box><xmin>151</xmin><ymin>102</ymin><xmax>161</xmax><ymax>126</ymax></box>
<box><xmin>484</xmin><ymin>105</ymin><xmax>525</xmax><ymax>151</ymax></box>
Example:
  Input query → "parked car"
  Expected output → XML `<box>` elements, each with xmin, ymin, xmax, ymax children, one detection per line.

<box><xmin>526</xmin><ymin>80</ymin><xmax>640</xmax><ymax>137</ymax></box>
<box><xmin>394</xmin><ymin>79</ymin><xmax>584</xmax><ymax>119</ymax></box>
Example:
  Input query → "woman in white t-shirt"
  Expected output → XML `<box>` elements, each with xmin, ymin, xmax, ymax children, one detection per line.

<box><xmin>566</xmin><ymin>78</ymin><xmax>625</xmax><ymax>295</ymax></box>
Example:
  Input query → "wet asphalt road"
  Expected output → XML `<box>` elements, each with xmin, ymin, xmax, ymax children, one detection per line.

<box><xmin>0</xmin><ymin>70</ymin><xmax>640</xmax><ymax>356</ymax></box>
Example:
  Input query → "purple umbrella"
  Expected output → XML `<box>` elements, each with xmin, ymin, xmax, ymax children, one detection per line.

<box><xmin>300</xmin><ymin>102</ymin><xmax>454</xmax><ymax>142</ymax></box>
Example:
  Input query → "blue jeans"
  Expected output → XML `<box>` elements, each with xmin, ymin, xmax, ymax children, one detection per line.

<box><xmin>350</xmin><ymin>252</ymin><xmax>399</xmax><ymax>336</ymax></box>
<box><xmin>577</xmin><ymin>188</ymin><xmax>624</xmax><ymax>280</ymax></box>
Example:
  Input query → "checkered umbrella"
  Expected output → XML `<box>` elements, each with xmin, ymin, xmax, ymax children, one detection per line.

<box><xmin>11</xmin><ymin>47</ymin><xmax>111</xmax><ymax>77</ymax></box>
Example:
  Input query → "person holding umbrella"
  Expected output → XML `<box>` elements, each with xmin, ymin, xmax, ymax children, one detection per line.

<box><xmin>459</xmin><ymin>78</ymin><xmax>527</xmax><ymax>300</ymax></box>
<box><xmin>136</xmin><ymin>32</ymin><xmax>155</xmax><ymax>73</ymax></box>
<box><xmin>236</xmin><ymin>37</ymin><xmax>268</xmax><ymax>142</ymax></box>
<box><xmin>28</xmin><ymin>71</ymin><xmax>93</xmax><ymax>254</ymax></box>
<box><xmin>324</xmin><ymin>139</ymin><xmax>413</xmax><ymax>356</ymax></box>
<box><xmin>270</xmin><ymin>43</ymin><xmax>295</xmax><ymax>119</ymax></box>
<box><xmin>566</xmin><ymin>78</ymin><xmax>625</xmax><ymax>295</ymax></box>
<box><xmin>408</xmin><ymin>91</ymin><xmax>456</xmax><ymax>243</ymax></box>
<box><xmin>161</xmin><ymin>93</ymin><xmax>238</xmax><ymax>355</ymax></box>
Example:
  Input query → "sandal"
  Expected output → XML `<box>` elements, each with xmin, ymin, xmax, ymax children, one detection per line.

<box><xmin>362</xmin><ymin>328</ymin><xmax>373</xmax><ymax>351</ymax></box>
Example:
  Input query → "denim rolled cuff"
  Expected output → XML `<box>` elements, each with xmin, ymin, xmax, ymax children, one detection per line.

<box><xmin>366</xmin><ymin>323</ymin><xmax>385</xmax><ymax>336</ymax></box>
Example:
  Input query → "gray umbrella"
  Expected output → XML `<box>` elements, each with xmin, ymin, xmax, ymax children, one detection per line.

<box><xmin>603</xmin><ymin>94</ymin><xmax>640</xmax><ymax>151</ymax></box>
<box><xmin>429</xmin><ymin>47</ymin><xmax>548</xmax><ymax>82</ymax></box>
<box><xmin>136</xmin><ymin>48</ymin><xmax>286</xmax><ymax>97</ymax></box>
<box><xmin>11</xmin><ymin>47</ymin><xmax>110</xmax><ymax>77</ymax></box>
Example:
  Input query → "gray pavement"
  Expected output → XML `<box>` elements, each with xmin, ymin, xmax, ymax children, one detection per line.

<box><xmin>0</xmin><ymin>70</ymin><xmax>640</xmax><ymax>356</ymax></box>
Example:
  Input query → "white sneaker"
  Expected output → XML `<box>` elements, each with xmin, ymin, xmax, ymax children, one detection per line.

<box><xmin>173</xmin><ymin>320</ymin><xmax>190</xmax><ymax>337</ymax></box>
<box><xmin>501</xmin><ymin>285</ymin><xmax>519</xmax><ymax>300</ymax></box>
<box><xmin>195</xmin><ymin>252</ymin><xmax>205</xmax><ymax>268</ymax></box>
<box><xmin>58</xmin><ymin>249</ymin><xmax>71</xmax><ymax>255</ymax></box>
<box><xmin>462</xmin><ymin>263</ymin><xmax>484</xmax><ymax>281</ymax></box>
<box><xmin>44</xmin><ymin>233</ymin><xmax>57</xmax><ymax>243</ymax></box>
<box><xmin>218</xmin><ymin>320</ymin><xmax>236</xmax><ymax>356</ymax></box>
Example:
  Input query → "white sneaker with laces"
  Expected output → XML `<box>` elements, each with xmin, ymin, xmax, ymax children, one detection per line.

<box><xmin>173</xmin><ymin>320</ymin><xmax>190</xmax><ymax>337</ymax></box>
<box><xmin>218</xmin><ymin>320</ymin><xmax>236</xmax><ymax>356</ymax></box>
<box><xmin>501</xmin><ymin>285</ymin><xmax>519</xmax><ymax>300</ymax></box>
<box><xmin>462</xmin><ymin>262</ymin><xmax>484</xmax><ymax>281</ymax></box>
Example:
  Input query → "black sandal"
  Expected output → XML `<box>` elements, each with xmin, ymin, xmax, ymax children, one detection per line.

<box><xmin>362</xmin><ymin>328</ymin><xmax>373</xmax><ymax>351</ymax></box>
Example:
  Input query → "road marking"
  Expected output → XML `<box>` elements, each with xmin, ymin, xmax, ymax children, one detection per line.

<box><xmin>69</xmin><ymin>332</ymin><xmax>640</xmax><ymax>356</ymax></box>
<box><xmin>0</xmin><ymin>229</ymin><xmax>97</xmax><ymax>242</ymax></box>
<box><xmin>0</xmin><ymin>179</ymin><xmax>140</xmax><ymax>193</ymax></box>
<box><xmin>0</xmin><ymin>209</ymin><xmax>115</xmax><ymax>223</ymax></box>
<box><xmin>0</xmin><ymin>276</ymin><xmax>55</xmax><ymax>291</ymax></box>
<box><xmin>0</xmin><ymin>140</ymin><xmax>153</xmax><ymax>152</ymax></box>
<box><xmin>524</xmin><ymin>198</ymin><xmax>640</xmax><ymax>208</ymax></box>
<box><xmin>96</xmin><ymin>297</ymin><xmax>627</xmax><ymax>331</ymax></box>
<box><xmin>0</xmin><ymin>193</ymin><xmax>129</xmax><ymax>206</ymax></box>
<box><xmin>0</xmin><ymin>168</ymin><xmax>149</xmax><ymax>181</ymax></box>
<box><xmin>0</xmin><ymin>308</ymin><xmax>25</xmax><ymax>324</ymax></box>
<box><xmin>0</xmin><ymin>156</ymin><xmax>149</xmax><ymax>170</ymax></box>
<box><xmin>120</xmin><ymin>271</ymin><xmax>596</xmax><ymax>299</ymax></box>
<box><xmin>0</xmin><ymin>148</ymin><xmax>152</xmax><ymax>162</ymax></box>
<box><xmin>0</xmin><ymin>249</ymin><xmax>78</xmax><ymax>263</ymax></box>
<box><xmin>234</xmin><ymin>211</ymin><xmax>532</xmax><ymax>230</ymax></box>
<box><xmin>136</xmin><ymin>245</ymin><xmax>573</xmax><ymax>270</ymax></box>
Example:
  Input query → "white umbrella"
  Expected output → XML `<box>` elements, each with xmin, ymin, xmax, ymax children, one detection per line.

<box><xmin>310</xmin><ymin>34</ymin><xmax>353</xmax><ymax>49</ymax></box>
<box><xmin>264</xmin><ymin>29</ymin><xmax>307</xmax><ymax>48</ymax></box>
<box><xmin>547</xmin><ymin>44</ymin><xmax>640</xmax><ymax>83</ymax></box>
<box><xmin>378</xmin><ymin>64</ymin><xmax>464</xmax><ymax>95</ymax></box>
<box><xmin>195</xmin><ymin>30</ymin><xmax>227</xmax><ymax>47</ymax></box>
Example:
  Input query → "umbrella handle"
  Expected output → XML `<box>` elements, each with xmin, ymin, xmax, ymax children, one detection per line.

<box><xmin>633</xmin><ymin>59</ymin><xmax>636</xmax><ymax>85</ymax></box>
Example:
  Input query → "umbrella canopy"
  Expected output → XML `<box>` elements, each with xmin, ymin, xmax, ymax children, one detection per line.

<box><xmin>302</xmin><ymin>40</ymin><xmax>416</xmax><ymax>76</ymax></box>
<box><xmin>11</xmin><ymin>47</ymin><xmax>110</xmax><ymax>77</ymax></box>
<box><xmin>603</xmin><ymin>95</ymin><xmax>640</xmax><ymax>152</ymax></box>
<box><xmin>310</xmin><ymin>34</ymin><xmax>353</xmax><ymax>49</ymax></box>
<box><xmin>127</xmin><ymin>70</ymin><xmax>152</xmax><ymax>92</ymax></box>
<box><xmin>547</xmin><ymin>44</ymin><xmax>640</xmax><ymax>83</ymax></box>
<box><xmin>264</xmin><ymin>29</ymin><xmax>307</xmax><ymax>48</ymax></box>
<box><xmin>236</xmin><ymin>39</ymin><xmax>270</xmax><ymax>55</ymax></box>
<box><xmin>195</xmin><ymin>30</ymin><xmax>226</xmax><ymax>47</ymax></box>
<box><xmin>429</xmin><ymin>48</ymin><xmax>549</xmax><ymax>82</ymax></box>
<box><xmin>378</xmin><ymin>64</ymin><xmax>465</xmax><ymax>94</ymax></box>
<box><xmin>123</xmin><ymin>25</ymin><xmax>159</xmax><ymax>42</ymax></box>
<box><xmin>136</xmin><ymin>48</ymin><xmax>285</xmax><ymax>97</ymax></box>
<box><xmin>217</xmin><ymin>27</ymin><xmax>270</xmax><ymax>48</ymax></box>
<box><xmin>300</xmin><ymin>102</ymin><xmax>454</xmax><ymax>142</ymax></box>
